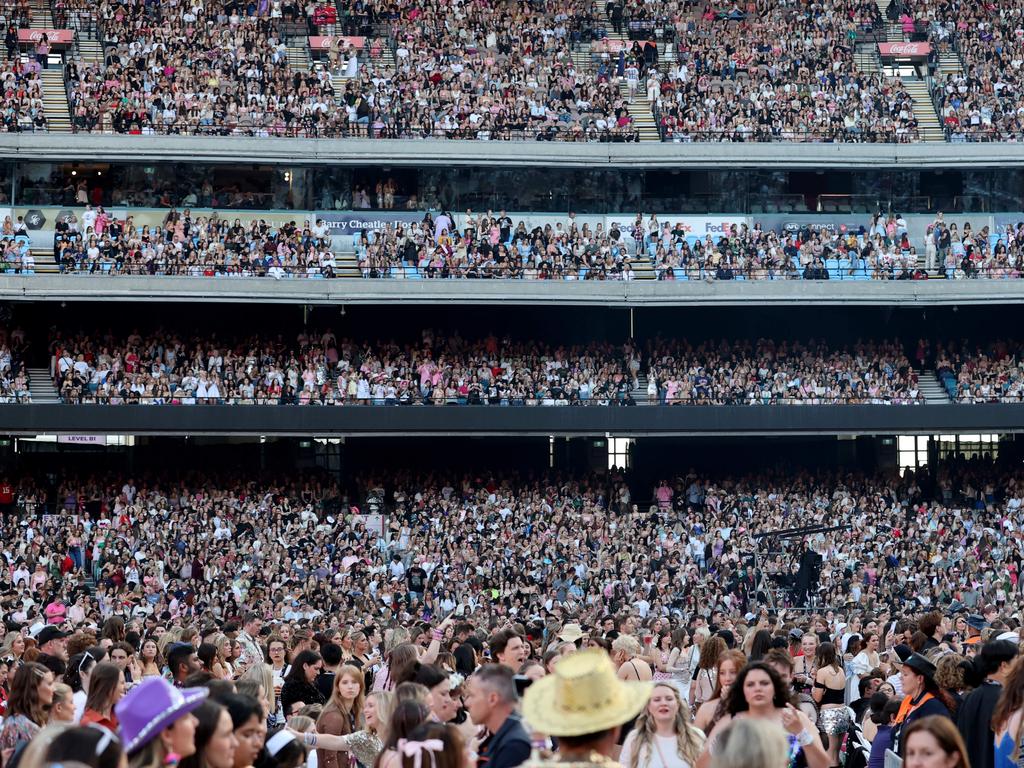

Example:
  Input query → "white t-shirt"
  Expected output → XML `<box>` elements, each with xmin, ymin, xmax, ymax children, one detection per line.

<box><xmin>620</xmin><ymin>732</ymin><xmax>695</xmax><ymax>768</ymax></box>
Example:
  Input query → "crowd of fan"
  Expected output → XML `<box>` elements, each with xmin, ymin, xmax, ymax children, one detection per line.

<box><xmin>936</xmin><ymin>340</ymin><xmax>1024</xmax><ymax>403</ymax></box>
<box><xmin>0</xmin><ymin>326</ymin><xmax>30</xmax><ymax>403</ymax></box>
<box><xmin>903</xmin><ymin>0</ymin><xmax>1024</xmax><ymax>141</ymax></box>
<box><xmin>53</xmin><ymin>208</ymin><xmax>335</xmax><ymax>277</ymax></box>
<box><xmin>2</xmin><ymin>458</ymin><xmax>1023</xmax><ymax>629</ymax></box>
<box><xmin>41</xmin><ymin>327</ymin><xmax>940</xmax><ymax>406</ymax></box>
<box><xmin>645</xmin><ymin>339</ymin><xmax>921</xmax><ymax>404</ymax></box>
<box><xmin>49</xmin><ymin>329</ymin><xmax>643</xmax><ymax>405</ymax></box>
<box><xmin>67</xmin><ymin>0</ymin><xmax>337</xmax><ymax>136</ymax></box>
<box><xmin>0</xmin><ymin>459</ymin><xmax>1021</xmax><ymax>768</ymax></box>
<box><xmin>0</xmin><ymin>53</ymin><xmax>47</xmax><ymax>133</ymax></box>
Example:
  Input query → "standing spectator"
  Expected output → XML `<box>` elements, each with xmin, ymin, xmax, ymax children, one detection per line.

<box><xmin>466</xmin><ymin>665</ymin><xmax>531</xmax><ymax>768</ymax></box>
<box><xmin>0</xmin><ymin>662</ymin><xmax>54</xmax><ymax>761</ymax></box>
<box><xmin>958</xmin><ymin>640</ymin><xmax>1017</xmax><ymax>768</ymax></box>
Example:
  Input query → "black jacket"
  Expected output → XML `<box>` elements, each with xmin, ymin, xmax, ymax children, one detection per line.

<box><xmin>957</xmin><ymin>680</ymin><xmax>1001</xmax><ymax>768</ymax></box>
<box><xmin>280</xmin><ymin>678</ymin><xmax>326</xmax><ymax>718</ymax></box>
<box><xmin>479</xmin><ymin>713</ymin><xmax>531</xmax><ymax>768</ymax></box>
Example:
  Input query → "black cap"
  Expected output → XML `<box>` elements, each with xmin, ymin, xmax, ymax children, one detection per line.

<box><xmin>36</xmin><ymin>625</ymin><xmax>68</xmax><ymax>645</ymax></box>
<box><xmin>903</xmin><ymin>653</ymin><xmax>936</xmax><ymax>679</ymax></box>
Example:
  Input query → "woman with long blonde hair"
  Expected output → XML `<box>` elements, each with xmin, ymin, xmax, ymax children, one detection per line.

<box><xmin>622</xmin><ymin>683</ymin><xmax>705</xmax><ymax>768</ymax></box>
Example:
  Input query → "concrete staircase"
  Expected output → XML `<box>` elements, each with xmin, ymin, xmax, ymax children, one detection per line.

<box><xmin>854</xmin><ymin>47</ymin><xmax>879</xmax><ymax>75</ymax></box>
<box><xmin>901</xmin><ymin>78</ymin><xmax>944</xmax><ymax>141</ymax></box>
<box><xmin>76</xmin><ymin>38</ymin><xmax>105</xmax><ymax>67</ymax></box>
<box><xmin>936</xmin><ymin>51</ymin><xmax>962</xmax><ymax>77</ymax></box>
<box><xmin>30</xmin><ymin>249</ymin><xmax>58</xmax><ymax>274</ymax></box>
<box><xmin>39</xmin><ymin>68</ymin><xmax>71</xmax><ymax>132</ymax></box>
<box><xmin>336</xmin><ymin>251</ymin><xmax>360</xmax><ymax>277</ymax></box>
<box><xmin>287</xmin><ymin>40</ymin><xmax>311</xmax><ymax>74</ymax></box>
<box><xmin>27</xmin><ymin>367</ymin><xmax>60</xmax><ymax>403</ymax></box>
<box><xmin>918</xmin><ymin>370</ymin><xmax>950</xmax><ymax>404</ymax></box>
<box><xmin>631</xmin><ymin>373</ymin><xmax>651</xmax><ymax>403</ymax></box>
<box><xmin>615</xmin><ymin>75</ymin><xmax>660</xmax><ymax>141</ymax></box>
<box><xmin>626</xmin><ymin>253</ymin><xmax>656</xmax><ymax>278</ymax></box>
<box><xmin>27</xmin><ymin>0</ymin><xmax>53</xmax><ymax>28</ymax></box>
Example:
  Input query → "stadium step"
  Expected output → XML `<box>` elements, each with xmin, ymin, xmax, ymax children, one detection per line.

<box><xmin>918</xmin><ymin>370</ymin><xmax>951</xmax><ymax>404</ymax></box>
<box><xmin>27</xmin><ymin>0</ymin><xmax>53</xmax><ymax>28</ymax></box>
<box><xmin>901</xmin><ymin>78</ymin><xmax>944</xmax><ymax>142</ymax></box>
<box><xmin>336</xmin><ymin>251</ymin><xmax>360</xmax><ymax>277</ymax></box>
<box><xmin>287</xmin><ymin>42</ymin><xmax>311</xmax><ymax>74</ymax></box>
<box><xmin>937</xmin><ymin>51</ymin><xmax>962</xmax><ymax>77</ymax></box>
<box><xmin>615</xmin><ymin>80</ymin><xmax>661</xmax><ymax>142</ymax></box>
<box><xmin>76</xmin><ymin>38</ymin><xmax>104</xmax><ymax>66</ymax></box>
<box><xmin>39</xmin><ymin>68</ymin><xmax>72</xmax><ymax>133</ymax></box>
<box><xmin>854</xmin><ymin>48</ymin><xmax>879</xmax><ymax>75</ymax></box>
<box><xmin>627</xmin><ymin>254</ymin><xmax>656</xmax><ymax>279</ymax></box>
<box><xmin>632</xmin><ymin>374</ymin><xmax>651</xmax><ymax>403</ymax></box>
<box><xmin>885</xmin><ymin>22</ymin><xmax>902</xmax><ymax>42</ymax></box>
<box><xmin>31</xmin><ymin>248</ymin><xmax>59</xmax><ymax>274</ymax></box>
<box><xmin>571</xmin><ymin>45</ymin><xmax>593</xmax><ymax>76</ymax></box>
<box><xmin>27</xmin><ymin>367</ymin><xmax>60</xmax><ymax>403</ymax></box>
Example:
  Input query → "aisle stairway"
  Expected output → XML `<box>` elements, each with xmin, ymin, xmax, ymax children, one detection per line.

<box><xmin>937</xmin><ymin>51</ymin><xmax>962</xmax><ymax>77</ymax></box>
<box><xmin>287</xmin><ymin>40</ymin><xmax>311</xmax><ymax>73</ymax></box>
<box><xmin>631</xmin><ymin>374</ymin><xmax>651</xmax><ymax>403</ymax></box>
<box><xmin>27</xmin><ymin>0</ymin><xmax>53</xmax><ymax>28</ymax></box>
<box><xmin>27</xmin><ymin>368</ymin><xmax>60</xmax><ymax>403</ymax></box>
<box><xmin>626</xmin><ymin>254</ymin><xmax>656</xmax><ymax>279</ymax></box>
<box><xmin>30</xmin><ymin>249</ymin><xmax>58</xmax><ymax>274</ymax></box>
<box><xmin>335</xmin><ymin>251</ymin><xmax>360</xmax><ymax>277</ymax></box>
<box><xmin>40</xmin><ymin>68</ymin><xmax>71</xmax><ymax>132</ymax></box>
<box><xmin>76</xmin><ymin>38</ymin><xmax>105</xmax><ymax>66</ymax></box>
<box><xmin>902</xmin><ymin>78</ymin><xmax>944</xmax><ymax>141</ymax></box>
<box><xmin>918</xmin><ymin>370</ymin><xmax>950</xmax><ymax>404</ymax></box>
<box><xmin>854</xmin><ymin>47</ymin><xmax>879</xmax><ymax>75</ymax></box>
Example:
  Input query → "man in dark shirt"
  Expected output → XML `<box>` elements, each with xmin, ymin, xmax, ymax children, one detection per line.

<box><xmin>407</xmin><ymin>562</ymin><xmax>428</xmax><ymax>603</ymax></box>
<box><xmin>453</xmin><ymin>623</ymin><xmax>478</xmax><ymax>676</ymax></box>
<box><xmin>468</xmin><ymin>665</ymin><xmax>531</xmax><ymax>768</ymax></box>
<box><xmin>957</xmin><ymin>640</ymin><xmax>1018</xmax><ymax>768</ymax></box>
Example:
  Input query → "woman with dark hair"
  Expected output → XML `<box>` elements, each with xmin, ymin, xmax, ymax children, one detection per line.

<box><xmin>65</xmin><ymin>646</ymin><xmax>107</xmax><ymax>722</ymax></box>
<box><xmin>411</xmin><ymin>664</ymin><xmax>456</xmax><ymax>723</ymax></box>
<box><xmin>958</xmin><ymin>640</ymin><xmax>1017</xmax><ymax>768</ymax></box>
<box><xmin>891</xmin><ymin>654</ymin><xmax>953</xmax><ymax>757</ymax></box>
<box><xmin>46</xmin><ymin>725</ymin><xmax>125</xmax><ymax>768</ymax></box>
<box><xmin>0</xmin><ymin>662</ymin><xmax>55</xmax><ymax>756</ymax></box>
<box><xmin>749</xmin><ymin>631</ymin><xmax>773</xmax><ymax>662</ymax></box>
<box><xmin>280</xmin><ymin>651</ymin><xmax>325</xmax><ymax>718</ymax></box>
<box><xmin>179</xmin><ymin>699</ymin><xmax>239</xmax><ymax>768</ymax></box>
<box><xmin>220</xmin><ymin>693</ymin><xmax>268</xmax><ymax>768</ymax></box>
<box><xmin>696</xmin><ymin>662</ymin><xmax>828</xmax><ymax>768</ymax></box>
<box><xmin>80</xmin><ymin>662</ymin><xmax>125</xmax><ymax>730</ymax></box>
<box><xmin>812</xmin><ymin>642</ymin><xmax>848</xmax><ymax>766</ymax></box>
<box><xmin>256</xmin><ymin>730</ymin><xmax>307</xmax><ymax>768</ymax></box>
<box><xmin>397</xmin><ymin>723</ymin><xmax>464</xmax><ymax>768</ymax></box>
<box><xmin>374</xmin><ymin>700</ymin><xmax>430</xmax><ymax>768</ymax></box>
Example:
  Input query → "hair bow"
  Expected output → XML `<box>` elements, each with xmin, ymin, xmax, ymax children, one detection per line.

<box><xmin>397</xmin><ymin>739</ymin><xmax>444</xmax><ymax>768</ymax></box>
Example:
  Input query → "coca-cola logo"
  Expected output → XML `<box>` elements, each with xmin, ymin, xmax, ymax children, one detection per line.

<box><xmin>879</xmin><ymin>42</ymin><xmax>930</xmax><ymax>56</ymax></box>
<box><xmin>889</xmin><ymin>43</ymin><xmax>921</xmax><ymax>54</ymax></box>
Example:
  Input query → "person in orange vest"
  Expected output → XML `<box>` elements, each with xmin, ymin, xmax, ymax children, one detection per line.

<box><xmin>891</xmin><ymin>654</ymin><xmax>954</xmax><ymax>755</ymax></box>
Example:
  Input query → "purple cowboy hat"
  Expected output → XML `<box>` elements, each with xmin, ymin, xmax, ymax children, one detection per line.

<box><xmin>116</xmin><ymin>677</ymin><xmax>208</xmax><ymax>755</ymax></box>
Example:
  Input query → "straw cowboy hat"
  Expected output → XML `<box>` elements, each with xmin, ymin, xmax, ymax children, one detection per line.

<box><xmin>522</xmin><ymin>648</ymin><xmax>652</xmax><ymax>737</ymax></box>
<box><xmin>557</xmin><ymin>623</ymin><xmax>586</xmax><ymax>643</ymax></box>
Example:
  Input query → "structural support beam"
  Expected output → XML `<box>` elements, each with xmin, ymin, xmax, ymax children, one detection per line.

<box><xmin>4</xmin><ymin>134</ymin><xmax>1024</xmax><ymax>168</ymax></box>
<box><xmin>3</xmin><ymin>274</ymin><xmax>1024</xmax><ymax>305</ymax></box>
<box><xmin>3</xmin><ymin>403</ymin><xmax>1024</xmax><ymax>436</ymax></box>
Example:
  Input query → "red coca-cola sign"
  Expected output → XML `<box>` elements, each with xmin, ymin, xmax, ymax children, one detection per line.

<box><xmin>17</xmin><ymin>29</ymin><xmax>74</xmax><ymax>45</ymax></box>
<box><xmin>878</xmin><ymin>42</ymin><xmax>931</xmax><ymax>57</ymax></box>
<box><xmin>308</xmin><ymin>35</ymin><xmax>365</xmax><ymax>50</ymax></box>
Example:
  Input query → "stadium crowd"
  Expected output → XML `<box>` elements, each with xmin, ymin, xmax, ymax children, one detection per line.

<box><xmin>46</xmin><ymin>0</ymin><xmax>957</xmax><ymax>142</ymax></box>
<box><xmin>53</xmin><ymin>209</ymin><xmax>336</xmax><ymax>277</ymax></box>
<box><xmin>936</xmin><ymin>341</ymin><xmax>1024</xmax><ymax>404</ymax></box>
<box><xmin>0</xmin><ymin>54</ymin><xmax>47</xmax><ymax>133</ymax></box>
<box><xmin>0</xmin><ymin>459</ymin><xmax>1019</xmax><ymax>768</ymax></box>
<box><xmin>43</xmin><ymin>328</ymin><xmax>933</xmax><ymax>406</ymax></box>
